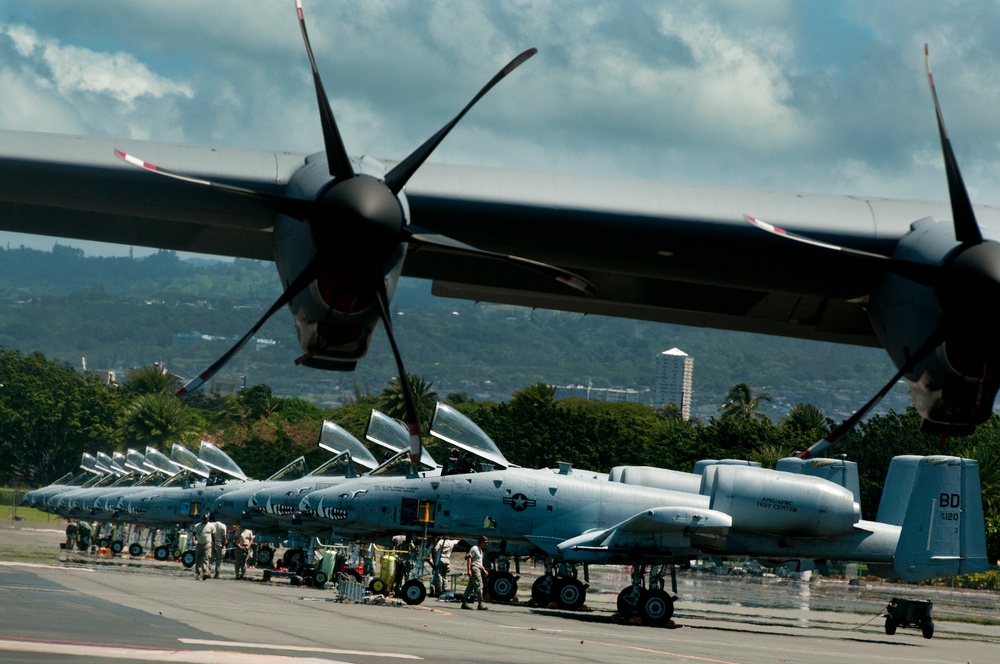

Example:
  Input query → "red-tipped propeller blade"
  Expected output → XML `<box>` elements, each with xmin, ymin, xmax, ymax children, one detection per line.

<box><xmin>295</xmin><ymin>0</ymin><xmax>354</xmax><ymax>182</ymax></box>
<box><xmin>114</xmin><ymin>149</ymin><xmax>313</xmax><ymax>220</ymax></box>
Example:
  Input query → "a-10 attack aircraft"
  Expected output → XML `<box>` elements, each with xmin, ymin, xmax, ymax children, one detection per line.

<box><xmin>2</xmin><ymin>3</ymin><xmax>1000</xmax><ymax>454</ymax></box>
<box><xmin>300</xmin><ymin>407</ymin><xmax>987</xmax><ymax>624</ymax></box>
<box><xmin>210</xmin><ymin>407</ymin><xmax>504</xmax><ymax>544</ymax></box>
<box><xmin>208</xmin><ymin>419</ymin><xmax>381</xmax><ymax>544</ymax></box>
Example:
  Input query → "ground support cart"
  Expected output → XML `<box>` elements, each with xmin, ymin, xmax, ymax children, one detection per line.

<box><xmin>884</xmin><ymin>597</ymin><xmax>934</xmax><ymax>639</ymax></box>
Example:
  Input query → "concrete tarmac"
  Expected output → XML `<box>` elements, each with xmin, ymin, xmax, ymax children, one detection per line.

<box><xmin>0</xmin><ymin>556</ymin><xmax>997</xmax><ymax>664</ymax></box>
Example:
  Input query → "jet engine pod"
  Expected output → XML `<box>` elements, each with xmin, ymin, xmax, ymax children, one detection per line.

<box><xmin>706</xmin><ymin>466</ymin><xmax>859</xmax><ymax>538</ymax></box>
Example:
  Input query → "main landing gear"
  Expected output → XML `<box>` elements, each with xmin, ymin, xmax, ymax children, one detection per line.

<box><xmin>484</xmin><ymin>554</ymin><xmax>519</xmax><ymax>603</ymax></box>
<box><xmin>530</xmin><ymin>560</ymin><xmax>589</xmax><ymax>611</ymax></box>
<box><xmin>616</xmin><ymin>564</ymin><xmax>676</xmax><ymax>626</ymax></box>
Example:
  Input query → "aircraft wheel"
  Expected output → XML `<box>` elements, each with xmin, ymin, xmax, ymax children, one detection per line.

<box><xmin>368</xmin><ymin>577</ymin><xmax>388</xmax><ymax>595</ymax></box>
<box><xmin>884</xmin><ymin>616</ymin><xmax>897</xmax><ymax>635</ymax></box>
<box><xmin>283</xmin><ymin>548</ymin><xmax>305</xmax><ymax>570</ymax></box>
<box><xmin>313</xmin><ymin>571</ymin><xmax>328</xmax><ymax>586</ymax></box>
<box><xmin>553</xmin><ymin>577</ymin><xmax>586</xmax><ymax>611</ymax></box>
<box><xmin>531</xmin><ymin>575</ymin><xmax>554</xmax><ymax>605</ymax></box>
<box><xmin>110</xmin><ymin>540</ymin><xmax>124</xmax><ymax>555</ymax></box>
<box><xmin>617</xmin><ymin>585</ymin><xmax>643</xmax><ymax>617</ymax></box>
<box><xmin>638</xmin><ymin>588</ymin><xmax>674</xmax><ymax>625</ymax></box>
<box><xmin>128</xmin><ymin>543</ymin><xmax>143</xmax><ymax>557</ymax></box>
<box><xmin>256</xmin><ymin>546</ymin><xmax>274</xmax><ymax>566</ymax></box>
<box><xmin>154</xmin><ymin>545</ymin><xmax>171</xmax><ymax>561</ymax></box>
<box><xmin>181</xmin><ymin>550</ymin><xmax>196</xmax><ymax>568</ymax></box>
<box><xmin>400</xmin><ymin>579</ymin><xmax>427</xmax><ymax>605</ymax></box>
<box><xmin>487</xmin><ymin>571</ymin><xmax>517</xmax><ymax>602</ymax></box>
<box><xmin>921</xmin><ymin>620</ymin><xmax>934</xmax><ymax>639</ymax></box>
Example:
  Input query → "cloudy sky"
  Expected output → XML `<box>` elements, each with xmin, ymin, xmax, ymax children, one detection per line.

<box><xmin>2</xmin><ymin>1</ymin><xmax>1000</xmax><ymax>256</ymax></box>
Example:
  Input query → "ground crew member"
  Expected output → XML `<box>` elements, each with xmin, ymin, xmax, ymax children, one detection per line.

<box><xmin>461</xmin><ymin>536</ymin><xmax>489</xmax><ymax>610</ymax></box>
<box><xmin>210</xmin><ymin>514</ymin><xmax>227</xmax><ymax>579</ymax></box>
<box><xmin>193</xmin><ymin>514</ymin><xmax>213</xmax><ymax>580</ymax></box>
<box><xmin>430</xmin><ymin>537</ymin><xmax>457</xmax><ymax>596</ymax></box>
<box><xmin>233</xmin><ymin>523</ymin><xmax>254</xmax><ymax>580</ymax></box>
<box><xmin>65</xmin><ymin>521</ymin><xmax>78</xmax><ymax>550</ymax></box>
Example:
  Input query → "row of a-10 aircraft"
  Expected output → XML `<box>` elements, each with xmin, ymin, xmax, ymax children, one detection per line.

<box><xmin>23</xmin><ymin>402</ymin><xmax>988</xmax><ymax>628</ymax></box>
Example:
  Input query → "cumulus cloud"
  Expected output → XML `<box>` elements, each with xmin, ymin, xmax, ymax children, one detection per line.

<box><xmin>0</xmin><ymin>22</ymin><xmax>192</xmax><ymax>137</ymax></box>
<box><xmin>2</xmin><ymin>0</ymin><xmax>1000</xmax><ymax>203</ymax></box>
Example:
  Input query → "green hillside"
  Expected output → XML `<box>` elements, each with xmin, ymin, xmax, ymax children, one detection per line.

<box><xmin>0</xmin><ymin>244</ymin><xmax>905</xmax><ymax>419</ymax></box>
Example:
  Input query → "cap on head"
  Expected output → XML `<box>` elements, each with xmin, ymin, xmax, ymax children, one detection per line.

<box><xmin>201</xmin><ymin>514</ymin><xmax>209</xmax><ymax>521</ymax></box>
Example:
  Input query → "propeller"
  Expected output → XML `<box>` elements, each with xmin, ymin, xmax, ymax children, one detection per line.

<box><xmin>797</xmin><ymin>324</ymin><xmax>945</xmax><ymax>459</ymax></box>
<box><xmin>746</xmin><ymin>45</ymin><xmax>1000</xmax><ymax>440</ymax></box>
<box><xmin>373</xmin><ymin>277</ymin><xmax>422</xmax><ymax>463</ymax></box>
<box><xmin>116</xmin><ymin>1</ymin><xmax>592</xmax><ymax>466</ymax></box>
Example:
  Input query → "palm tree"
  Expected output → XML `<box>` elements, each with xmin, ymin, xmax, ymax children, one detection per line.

<box><xmin>719</xmin><ymin>382</ymin><xmax>771</xmax><ymax>422</ymax></box>
<box><xmin>124</xmin><ymin>392</ymin><xmax>197</xmax><ymax>447</ymax></box>
<box><xmin>511</xmin><ymin>382</ymin><xmax>558</xmax><ymax>410</ymax></box>
<box><xmin>121</xmin><ymin>364</ymin><xmax>179</xmax><ymax>396</ymax></box>
<box><xmin>782</xmin><ymin>403</ymin><xmax>832</xmax><ymax>437</ymax></box>
<box><xmin>749</xmin><ymin>443</ymin><xmax>795</xmax><ymax>469</ymax></box>
<box><xmin>379</xmin><ymin>373</ymin><xmax>438</xmax><ymax>430</ymax></box>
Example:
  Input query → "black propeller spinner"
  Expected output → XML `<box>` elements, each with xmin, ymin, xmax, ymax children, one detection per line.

<box><xmin>116</xmin><ymin>1</ymin><xmax>593</xmax><ymax>464</ymax></box>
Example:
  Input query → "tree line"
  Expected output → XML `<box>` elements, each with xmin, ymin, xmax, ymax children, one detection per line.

<box><xmin>0</xmin><ymin>348</ymin><xmax>996</xmax><ymax>562</ymax></box>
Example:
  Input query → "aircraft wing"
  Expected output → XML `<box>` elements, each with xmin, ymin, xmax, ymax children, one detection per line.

<box><xmin>556</xmin><ymin>506</ymin><xmax>732</xmax><ymax>562</ymax></box>
<box><xmin>8</xmin><ymin>129</ymin><xmax>1000</xmax><ymax>346</ymax></box>
<box><xmin>402</xmin><ymin>162</ymin><xmax>1000</xmax><ymax>346</ymax></box>
<box><xmin>0</xmin><ymin>130</ymin><xmax>294</xmax><ymax>260</ymax></box>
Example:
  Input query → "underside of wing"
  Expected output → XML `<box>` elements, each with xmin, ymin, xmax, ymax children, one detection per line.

<box><xmin>11</xmin><ymin>130</ymin><xmax>1000</xmax><ymax>349</ymax></box>
<box><xmin>0</xmin><ymin>130</ymin><xmax>301</xmax><ymax>259</ymax></box>
<box><xmin>398</xmin><ymin>163</ymin><xmax>1000</xmax><ymax>346</ymax></box>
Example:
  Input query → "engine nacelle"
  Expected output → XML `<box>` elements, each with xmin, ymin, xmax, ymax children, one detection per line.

<box><xmin>868</xmin><ymin>217</ymin><xmax>1000</xmax><ymax>435</ymax></box>
<box><xmin>703</xmin><ymin>465</ymin><xmax>860</xmax><ymax>538</ymax></box>
<box><xmin>271</xmin><ymin>155</ymin><xmax>409</xmax><ymax>371</ymax></box>
<box><xmin>608</xmin><ymin>465</ymin><xmax>702</xmax><ymax>494</ymax></box>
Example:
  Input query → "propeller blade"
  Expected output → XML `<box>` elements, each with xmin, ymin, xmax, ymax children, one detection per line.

<box><xmin>798</xmin><ymin>324</ymin><xmax>946</xmax><ymax>459</ymax></box>
<box><xmin>744</xmin><ymin>214</ymin><xmax>939</xmax><ymax>286</ymax></box>
<box><xmin>406</xmin><ymin>227</ymin><xmax>595</xmax><ymax>296</ymax></box>
<box><xmin>295</xmin><ymin>0</ymin><xmax>354</xmax><ymax>181</ymax></box>
<box><xmin>924</xmin><ymin>45</ymin><xmax>982</xmax><ymax>246</ymax></box>
<box><xmin>383</xmin><ymin>48</ymin><xmax>537</xmax><ymax>194</ymax></box>
<box><xmin>176</xmin><ymin>254</ymin><xmax>324</xmax><ymax>395</ymax></box>
<box><xmin>114</xmin><ymin>149</ymin><xmax>313</xmax><ymax>220</ymax></box>
<box><xmin>374</xmin><ymin>279</ymin><xmax>423</xmax><ymax>465</ymax></box>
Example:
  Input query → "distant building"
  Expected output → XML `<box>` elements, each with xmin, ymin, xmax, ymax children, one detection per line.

<box><xmin>557</xmin><ymin>383</ymin><xmax>639</xmax><ymax>403</ymax></box>
<box><xmin>210</xmin><ymin>378</ymin><xmax>240</xmax><ymax>397</ymax></box>
<box><xmin>92</xmin><ymin>370</ymin><xmax>116</xmax><ymax>386</ymax></box>
<box><xmin>654</xmin><ymin>348</ymin><xmax>693</xmax><ymax>420</ymax></box>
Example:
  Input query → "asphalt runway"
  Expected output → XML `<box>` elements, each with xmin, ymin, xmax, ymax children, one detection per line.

<box><xmin>0</xmin><ymin>554</ymin><xmax>997</xmax><ymax>664</ymax></box>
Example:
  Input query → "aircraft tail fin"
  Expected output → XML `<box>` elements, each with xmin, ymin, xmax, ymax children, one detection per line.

<box><xmin>891</xmin><ymin>455</ymin><xmax>988</xmax><ymax>582</ymax></box>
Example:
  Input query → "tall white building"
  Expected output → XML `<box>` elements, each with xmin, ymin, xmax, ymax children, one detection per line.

<box><xmin>654</xmin><ymin>348</ymin><xmax>693</xmax><ymax>420</ymax></box>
